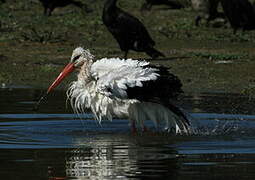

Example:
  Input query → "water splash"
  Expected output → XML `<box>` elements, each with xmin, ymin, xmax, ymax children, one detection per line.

<box><xmin>189</xmin><ymin>113</ymin><xmax>255</xmax><ymax>136</ymax></box>
<box><xmin>33</xmin><ymin>92</ymin><xmax>48</xmax><ymax>111</ymax></box>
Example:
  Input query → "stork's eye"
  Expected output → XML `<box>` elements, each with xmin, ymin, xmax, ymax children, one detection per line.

<box><xmin>73</xmin><ymin>55</ymin><xmax>81</xmax><ymax>62</ymax></box>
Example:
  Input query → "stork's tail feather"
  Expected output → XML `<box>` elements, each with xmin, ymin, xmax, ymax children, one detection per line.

<box><xmin>166</xmin><ymin>102</ymin><xmax>192</xmax><ymax>135</ymax></box>
<box><xmin>167</xmin><ymin>103</ymin><xmax>190</xmax><ymax>126</ymax></box>
<box><xmin>130</xmin><ymin>102</ymin><xmax>192</xmax><ymax>135</ymax></box>
<box><xmin>146</xmin><ymin>47</ymin><xmax>165</xmax><ymax>59</ymax></box>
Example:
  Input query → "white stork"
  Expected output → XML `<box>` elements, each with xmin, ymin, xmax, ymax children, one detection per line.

<box><xmin>47</xmin><ymin>47</ymin><xmax>191</xmax><ymax>134</ymax></box>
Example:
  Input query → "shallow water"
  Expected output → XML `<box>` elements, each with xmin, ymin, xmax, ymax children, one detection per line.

<box><xmin>1</xmin><ymin>87</ymin><xmax>255</xmax><ymax>180</ymax></box>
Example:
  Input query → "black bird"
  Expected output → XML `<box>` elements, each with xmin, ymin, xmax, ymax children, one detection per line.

<box><xmin>192</xmin><ymin>0</ymin><xmax>223</xmax><ymax>26</ymax></box>
<box><xmin>38</xmin><ymin>0</ymin><xmax>91</xmax><ymax>16</ymax></box>
<box><xmin>102</xmin><ymin>0</ymin><xmax>165</xmax><ymax>59</ymax></box>
<box><xmin>221</xmin><ymin>0</ymin><xmax>255</xmax><ymax>34</ymax></box>
<box><xmin>141</xmin><ymin>0</ymin><xmax>184</xmax><ymax>11</ymax></box>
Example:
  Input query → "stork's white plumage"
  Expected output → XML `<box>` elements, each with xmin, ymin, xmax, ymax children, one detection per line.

<box><xmin>47</xmin><ymin>47</ymin><xmax>191</xmax><ymax>134</ymax></box>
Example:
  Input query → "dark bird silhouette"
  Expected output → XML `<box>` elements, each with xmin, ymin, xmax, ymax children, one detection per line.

<box><xmin>102</xmin><ymin>0</ymin><xmax>165</xmax><ymax>59</ymax></box>
<box><xmin>192</xmin><ymin>0</ymin><xmax>224</xmax><ymax>26</ymax></box>
<box><xmin>221</xmin><ymin>0</ymin><xmax>255</xmax><ymax>34</ymax></box>
<box><xmin>141</xmin><ymin>0</ymin><xmax>184</xmax><ymax>11</ymax></box>
<box><xmin>38</xmin><ymin>0</ymin><xmax>91</xmax><ymax>16</ymax></box>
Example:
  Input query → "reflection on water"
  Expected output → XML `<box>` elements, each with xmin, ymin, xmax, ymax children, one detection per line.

<box><xmin>65</xmin><ymin>136</ymin><xmax>179</xmax><ymax>180</ymax></box>
<box><xmin>1</xmin><ymin>87</ymin><xmax>255</xmax><ymax>179</ymax></box>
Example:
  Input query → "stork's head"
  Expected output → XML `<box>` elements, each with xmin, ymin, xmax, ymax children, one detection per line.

<box><xmin>71</xmin><ymin>47</ymin><xmax>94</xmax><ymax>68</ymax></box>
<box><xmin>47</xmin><ymin>47</ymin><xmax>94</xmax><ymax>94</ymax></box>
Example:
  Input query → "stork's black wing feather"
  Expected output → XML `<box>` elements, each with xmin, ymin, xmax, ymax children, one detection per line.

<box><xmin>126</xmin><ymin>65</ymin><xmax>183</xmax><ymax>103</ymax></box>
<box><xmin>126</xmin><ymin>65</ymin><xmax>190</xmax><ymax>126</ymax></box>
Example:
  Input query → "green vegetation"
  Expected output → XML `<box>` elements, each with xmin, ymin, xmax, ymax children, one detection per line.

<box><xmin>21</xmin><ymin>27</ymin><xmax>67</xmax><ymax>43</ymax></box>
<box><xmin>0</xmin><ymin>0</ymin><xmax>255</xmax><ymax>95</ymax></box>
<box><xmin>190</xmin><ymin>52</ymin><xmax>248</xmax><ymax>61</ymax></box>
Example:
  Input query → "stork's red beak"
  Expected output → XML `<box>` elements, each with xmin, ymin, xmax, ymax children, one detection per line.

<box><xmin>47</xmin><ymin>63</ymin><xmax>75</xmax><ymax>94</ymax></box>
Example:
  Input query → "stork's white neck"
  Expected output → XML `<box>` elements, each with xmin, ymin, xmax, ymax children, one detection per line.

<box><xmin>77</xmin><ymin>60</ymin><xmax>93</xmax><ymax>83</ymax></box>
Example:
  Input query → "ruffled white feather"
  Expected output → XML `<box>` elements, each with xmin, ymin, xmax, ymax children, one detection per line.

<box><xmin>91</xmin><ymin>58</ymin><xmax>159</xmax><ymax>98</ymax></box>
<box><xmin>66</xmin><ymin>55</ymin><xmax>191</xmax><ymax>134</ymax></box>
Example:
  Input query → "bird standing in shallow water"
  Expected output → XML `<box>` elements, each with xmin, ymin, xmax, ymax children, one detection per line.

<box><xmin>102</xmin><ymin>0</ymin><xmax>165</xmax><ymax>59</ymax></box>
<box><xmin>47</xmin><ymin>47</ymin><xmax>191</xmax><ymax>134</ymax></box>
